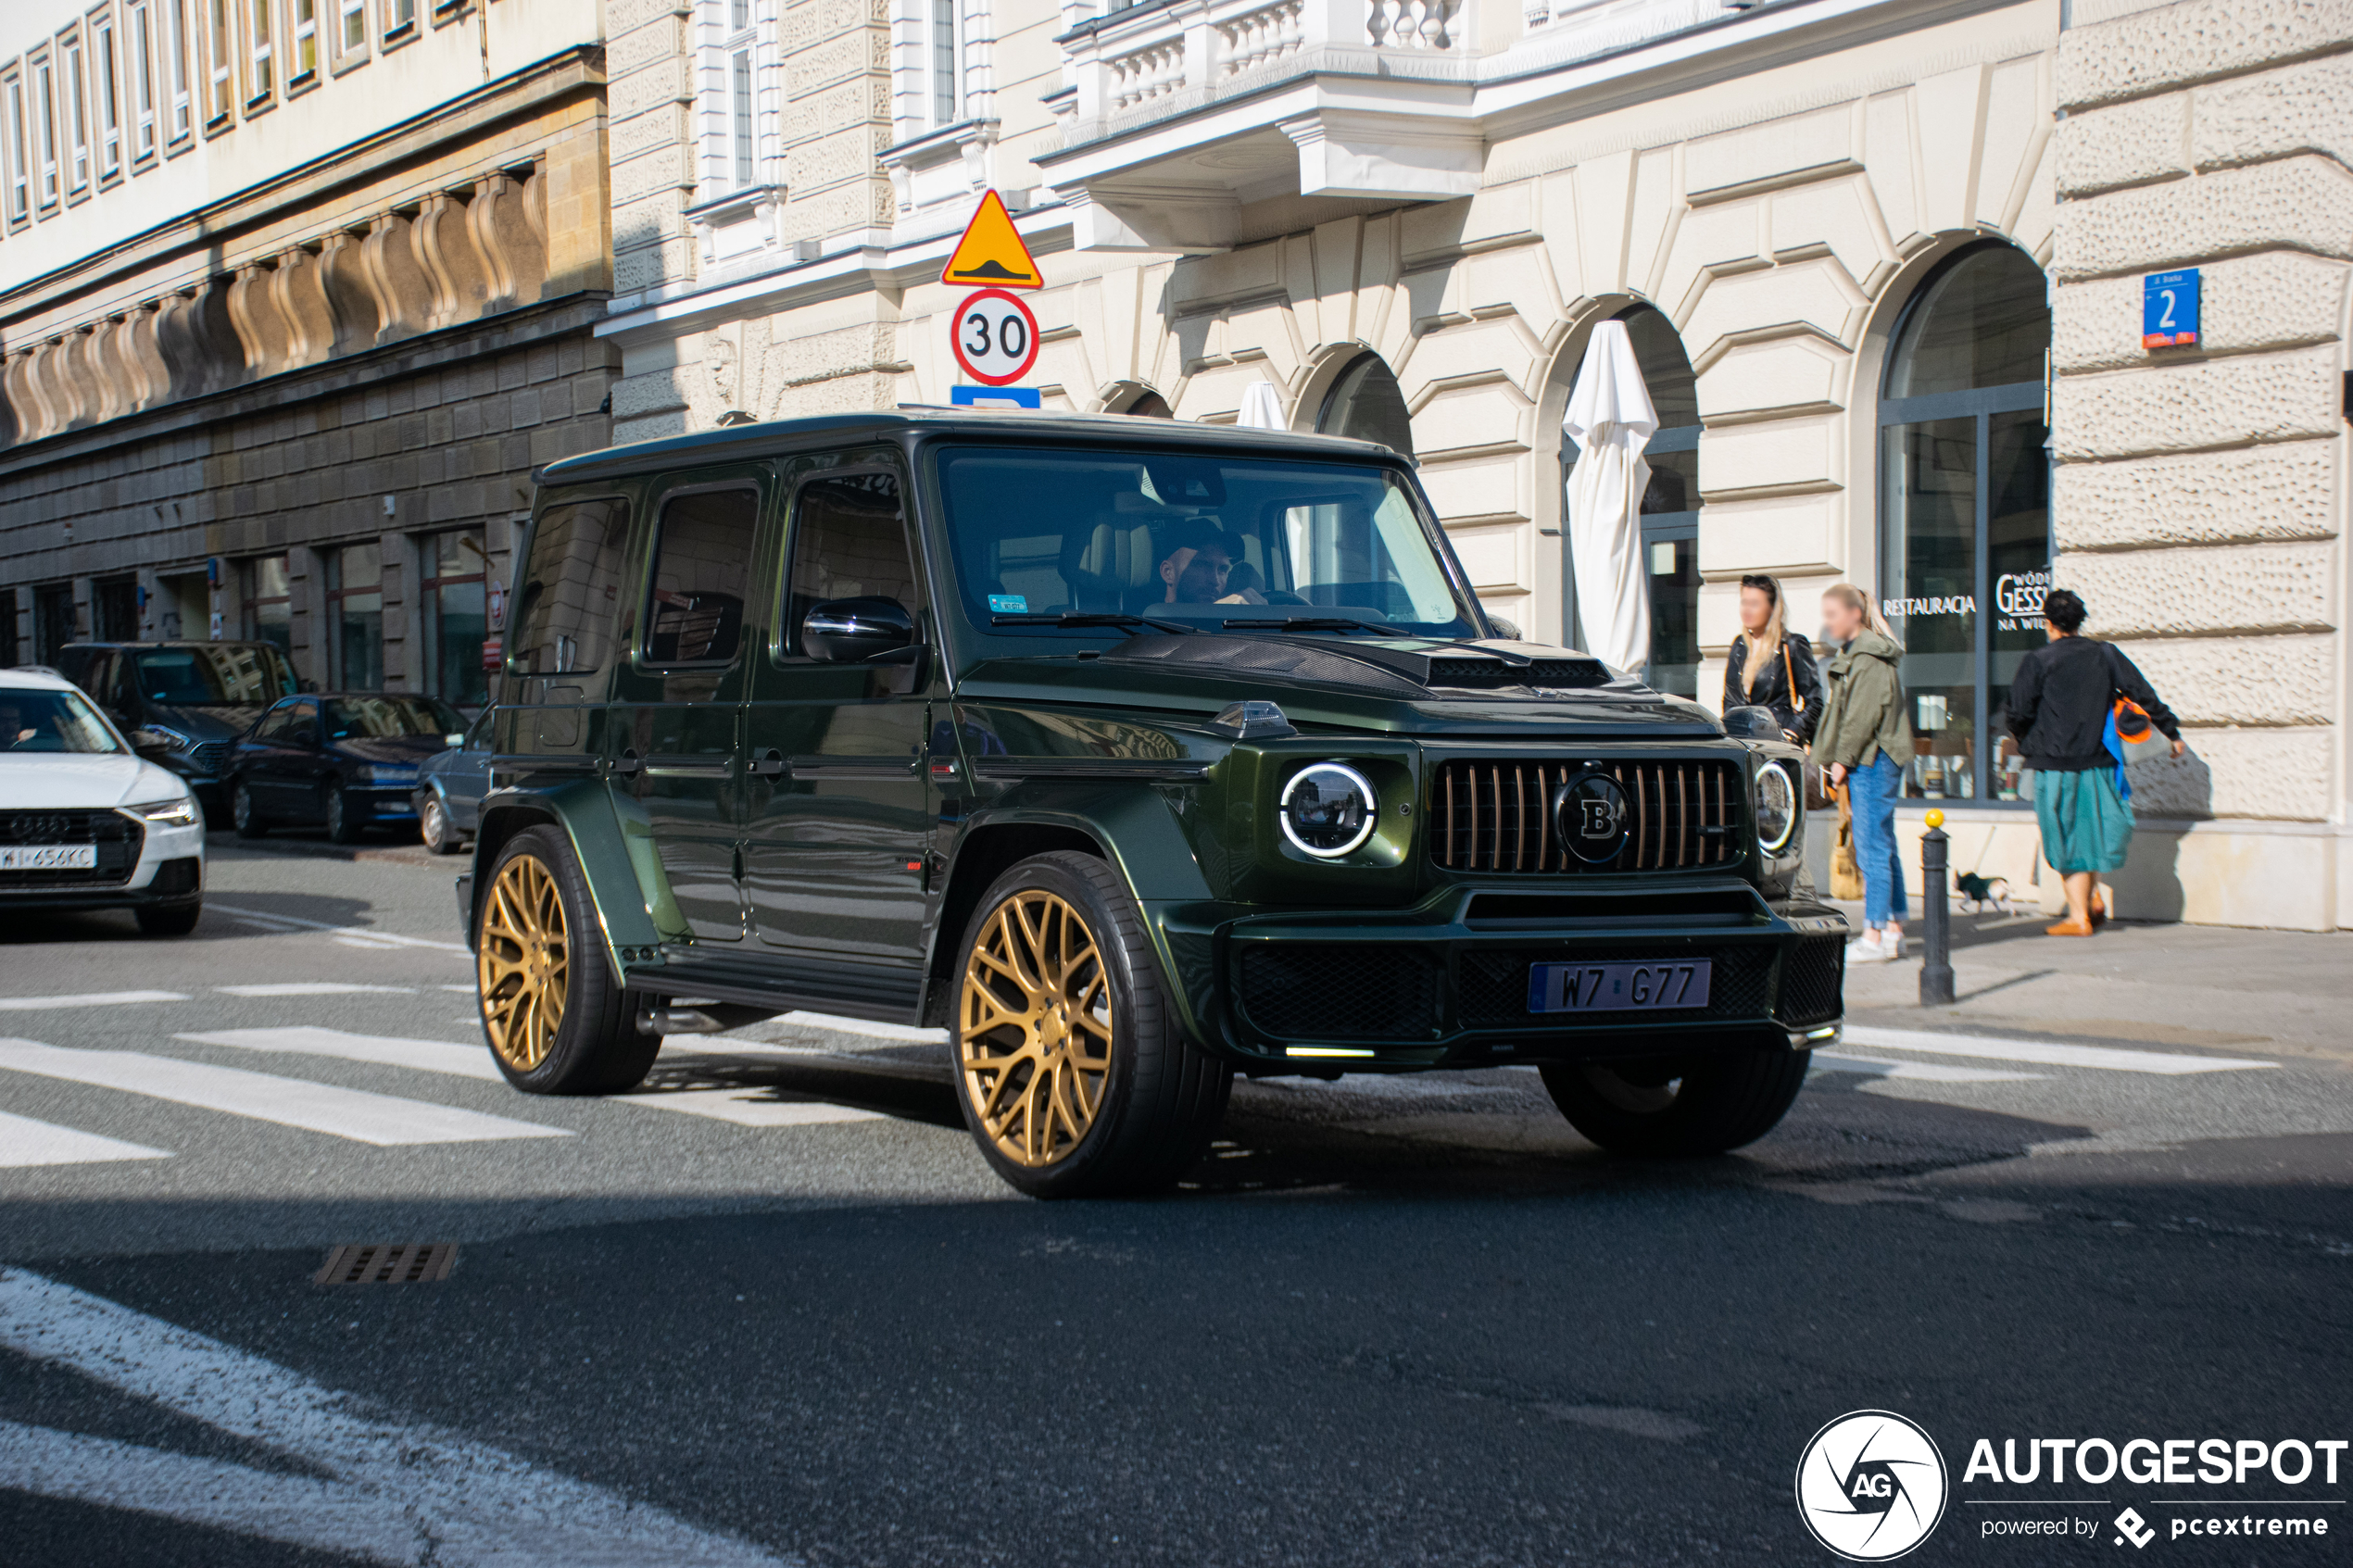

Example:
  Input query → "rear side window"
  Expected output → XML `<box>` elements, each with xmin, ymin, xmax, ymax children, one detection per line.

<box><xmin>510</xmin><ymin>497</ymin><xmax>631</xmax><ymax>675</ymax></box>
<box><xmin>644</xmin><ymin>487</ymin><xmax>761</xmax><ymax>665</ymax></box>
<box><xmin>784</xmin><ymin>471</ymin><xmax>918</xmax><ymax>654</ymax></box>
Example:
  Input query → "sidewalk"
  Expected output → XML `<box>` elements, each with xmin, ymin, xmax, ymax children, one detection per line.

<box><xmin>1832</xmin><ymin>902</ymin><xmax>2353</xmax><ymax>1070</ymax></box>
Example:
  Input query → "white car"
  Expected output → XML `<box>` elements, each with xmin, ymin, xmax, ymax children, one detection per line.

<box><xmin>1</xmin><ymin>666</ymin><xmax>207</xmax><ymax>935</ymax></box>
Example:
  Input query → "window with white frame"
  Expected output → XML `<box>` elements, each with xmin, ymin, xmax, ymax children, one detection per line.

<box><xmin>288</xmin><ymin>0</ymin><xmax>315</xmax><ymax>79</ymax></box>
<box><xmin>338</xmin><ymin>0</ymin><xmax>363</xmax><ymax>55</ymax></box>
<box><xmin>65</xmin><ymin>37</ymin><xmax>90</xmax><ymax>191</ymax></box>
<box><xmin>245</xmin><ymin>0</ymin><xmax>273</xmax><ymax>101</ymax></box>
<box><xmin>94</xmin><ymin>13</ymin><xmax>122</xmax><ymax>176</ymax></box>
<box><xmin>698</xmin><ymin>0</ymin><xmax>771</xmax><ymax>196</ymax></box>
<box><xmin>5</xmin><ymin>75</ymin><xmax>28</xmax><ymax>219</ymax></box>
<box><xmin>384</xmin><ymin>0</ymin><xmax>415</xmax><ymax>42</ymax></box>
<box><xmin>128</xmin><ymin>0</ymin><xmax>157</xmax><ymax>157</ymax></box>
<box><xmin>930</xmin><ymin>0</ymin><xmax>958</xmax><ymax>125</ymax></box>
<box><xmin>166</xmin><ymin>0</ymin><xmax>191</xmax><ymax>138</ymax></box>
<box><xmin>34</xmin><ymin>58</ymin><xmax>58</xmax><ymax>204</ymax></box>
<box><xmin>204</xmin><ymin>0</ymin><xmax>231</xmax><ymax>119</ymax></box>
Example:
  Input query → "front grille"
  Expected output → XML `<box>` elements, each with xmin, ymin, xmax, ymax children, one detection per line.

<box><xmin>188</xmin><ymin>741</ymin><xmax>228</xmax><ymax>777</ymax></box>
<box><xmin>1778</xmin><ymin>935</ymin><xmax>1844</xmax><ymax>1026</ymax></box>
<box><xmin>1236</xmin><ymin>945</ymin><xmax>1441</xmax><ymax>1041</ymax></box>
<box><xmin>0</xmin><ymin>809</ymin><xmax>144</xmax><ymax>888</ymax></box>
<box><xmin>1430</xmin><ymin>759</ymin><xmax>1743</xmax><ymax>874</ymax></box>
<box><xmin>1458</xmin><ymin>946</ymin><xmax>1775</xmax><ymax>1028</ymax></box>
<box><xmin>1426</xmin><ymin>658</ymin><xmax>1608</xmax><ymax>689</ymax></box>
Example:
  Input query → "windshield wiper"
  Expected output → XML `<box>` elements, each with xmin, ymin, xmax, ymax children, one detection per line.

<box><xmin>1221</xmin><ymin>616</ymin><xmax>1384</xmax><ymax>634</ymax></box>
<box><xmin>990</xmin><ymin>612</ymin><xmax>1199</xmax><ymax>636</ymax></box>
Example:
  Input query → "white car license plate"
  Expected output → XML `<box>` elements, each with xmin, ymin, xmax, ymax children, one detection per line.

<box><xmin>0</xmin><ymin>844</ymin><xmax>98</xmax><ymax>871</ymax></box>
<box><xmin>1527</xmin><ymin>960</ymin><xmax>1711</xmax><ymax>1013</ymax></box>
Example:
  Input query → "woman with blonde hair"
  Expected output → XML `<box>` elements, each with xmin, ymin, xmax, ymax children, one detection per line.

<box><xmin>1811</xmin><ymin>583</ymin><xmax>1911</xmax><ymax>962</ymax></box>
<box><xmin>1721</xmin><ymin>573</ymin><xmax>1821</xmax><ymax>742</ymax></box>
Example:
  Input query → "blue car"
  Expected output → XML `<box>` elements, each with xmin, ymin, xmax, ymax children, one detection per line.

<box><xmin>413</xmin><ymin>707</ymin><xmax>495</xmax><ymax>855</ymax></box>
<box><xmin>228</xmin><ymin>693</ymin><xmax>469</xmax><ymax>845</ymax></box>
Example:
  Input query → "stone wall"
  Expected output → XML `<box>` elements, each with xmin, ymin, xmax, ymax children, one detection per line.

<box><xmin>2049</xmin><ymin>0</ymin><xmax>2352</xmax><ymax>842</ymax></box>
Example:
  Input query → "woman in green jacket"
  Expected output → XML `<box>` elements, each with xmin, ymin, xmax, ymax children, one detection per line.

<box><xmin>1813</xmin><ymin>583</ymin><xmax>1912</xmax><ymax>963</ymax></box>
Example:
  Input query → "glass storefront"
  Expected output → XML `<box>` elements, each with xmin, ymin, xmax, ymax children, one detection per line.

<box><xmin>1877</xmin><ymin>244</ymin><xmax>2051</xmax><ymax>802</ymax></box>
<box><xmin>326</xmin><ymin>542</ymin><xmax>384</xmax><ymax>691</ymax></box>
<box><xmin>421</xmin><ymin>529</ymin><xmax>489</xmax><ymax>708</ymax></box>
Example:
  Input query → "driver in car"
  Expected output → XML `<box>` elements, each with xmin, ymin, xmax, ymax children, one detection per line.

<box><xmin>1154</xmin><ymin>521</ymin><xmax>1264</xmax><ymax>606</ymax></box>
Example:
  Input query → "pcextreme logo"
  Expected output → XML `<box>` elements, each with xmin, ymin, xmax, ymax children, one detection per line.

<box><xmin>1796</xmin><ymin>1410</ymin><xmax>1952</xmax><ymax>1561</ymax></box>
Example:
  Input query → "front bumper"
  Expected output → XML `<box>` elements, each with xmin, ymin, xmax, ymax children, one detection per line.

<box><xmin>1</xmin><ymin>810</ymin><xmax>206</xmax><ymax>914</ymax></box>
<box><xmin>1156</xmin><ymin>884</ymin><xmax>1848</xmax><ymax>1069</ymax></box>
<box><xmin>351</xmin><ymin>785</ymin><xmax>420</xmax><ymax>822</ymax></box>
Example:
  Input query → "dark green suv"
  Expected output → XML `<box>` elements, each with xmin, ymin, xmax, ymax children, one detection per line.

<box><xmin>461</xmin><ymin>410</ymin><xmax>1845</xmax><ymax>1197</ymax></box>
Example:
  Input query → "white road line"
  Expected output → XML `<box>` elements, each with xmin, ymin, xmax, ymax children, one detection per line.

<box><xmin>333</xmin><ymin>935</ymin><xmax>406</xmax><ymax>950</ymax></box>
<box><xmin>622</xmin><ymin>1088</ymin><xmax>887</xmax><ymax>1127</ymax></box>
<box><xmin>178</xmin><ymin>1028</ymin><xmax>500</xmax><ymax>1082</ymax></box>
<box><xmin>1841</xmin><ymin>1024</ymin><xmax>2276</xmax><ymax>1075</ymax></box>
<box><xmin>0</xmin><ymin>991</ymin><xmax>190</xmax><ymax>1011</ymax></box>
<box><xmin>0</xmin><ymin>1039</ymin><xmax>568</xmax><ymax>1146</ymax></box>
<box><xmin>0</xmin><ymin>1109</ymin><xmax>171</xmax><ymax>1167</ymax></box>
<box><xmin>1812</xmin><ymin>1051</ymin><xmax>2045</xmax><ymax>1085</ymax></box>
<box><xmin>215</xmin><ymin>983</ymin><xmax>417</xmax><ymax>997</ymax></box>
<box><xmin>206</xmin><ymin>902</ymin><xmax>471</xmax><ymax>954</ymax></box>
<box><xmin>0</xmin><ymin>1270</ymin><xmax>794</xmax><ymax>1566</ymax></box>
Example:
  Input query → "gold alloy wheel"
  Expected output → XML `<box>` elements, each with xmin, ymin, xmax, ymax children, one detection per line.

<box><xmin>479</xmin><ymin>853</ymin><xmax>569</xmax><ymax>1073</ymax></box>
<box><xmin>959</xmin><ymin>890</ymin><xmax>1114</xmax><ymax>1168</ymax></box>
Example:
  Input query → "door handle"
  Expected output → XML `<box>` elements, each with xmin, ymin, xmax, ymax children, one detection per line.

<box><xmin>613</xmin><ymin>747</ymin><xmax>642</xmax><ymax>778</ymax></box>
<box><xmin>752</xmin><ymin>749</ymin><xmax>787</xmax><ymax>779</ymax></box>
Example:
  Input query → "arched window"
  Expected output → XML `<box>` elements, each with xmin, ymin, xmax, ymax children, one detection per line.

<box><xmin>1316</xmin><ymin>352</ymin><xmax>1413</xmax><ymax>456</ymax></box>
<box><xmin>1561</xmin><ymin>304</ymin><xmax>1701</xmax><ymax>694</ymax></box>
<box><xmin>1878</xmin><ymin>243</ymin><xmax>2050</xmax><ymax>803</ymax></box>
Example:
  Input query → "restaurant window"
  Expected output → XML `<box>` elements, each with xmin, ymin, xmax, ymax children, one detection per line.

<box><xmin>326</xmin><ymin>542</ymin><xmax>384</xmax><ymax>689</ymax></box>
<box><xmin>1315</xmin><ymin>351</ymin><xmax>1413</xmax><ymax>457</ymax></box>
<box><xmin>1878</xmin><ymin>242</ymin><xmax>2051</xmax><ymax>803</ymax></box>
<box><xmin>241</xmin><ymin>554</ymin><xmax>291</xmax><ymax>653</ymax></box>
<box><xmin>421</xmin><ymin>530</ymin><xmax>489</xmax><ymax>707</ymax></box>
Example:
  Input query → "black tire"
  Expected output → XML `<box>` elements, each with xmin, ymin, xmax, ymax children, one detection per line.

<box><xmin>231</xmin><ymin>779</ymin><xmax>269</xmax><ymax>839</ymax></box>
<box><xmin>474</xmin><ymin>825</ymin><xmax>658</xmax><ymax>1095</ymax></box>
<box><xmin>323</xmin><ymin>782</ymin><xmax>365</xmax><ymax>844</ymax></box>
<box><xmin>950</xmin><ymin>850</ymin><xmax>1230</xmax><ymax>1199</ymax></box>
<box><xmin>135</xmin><ymin>900</ymin><xmax>202</xmax><ymax>936</ymax></box>
<box><xmin>1540</xmin><ymin>1047</ymin><xmax>1809</xmax><ymax>1156</ymax></box>
<box><xmin>420</xmin><ymin>793</ymin><xmax>460</xmax><ymax>855</ymax></box>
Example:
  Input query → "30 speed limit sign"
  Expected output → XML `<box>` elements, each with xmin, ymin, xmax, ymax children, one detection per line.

<box><xmin>950</xmin><ymin>288</ymin><xmax>1040</xmax><ymax>386</ymax></box>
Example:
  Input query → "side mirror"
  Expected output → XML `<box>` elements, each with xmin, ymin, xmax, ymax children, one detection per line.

<box><xmin>1721</xmin><ymin>705</ymin><xmax>1783</xmax><ymax>741</ymax></box>
<box><xmin>129</xmin><ymin>728</ymin><xmax>178</xmax><ymax>760</ymax></box>
<box><xmin>802</xmin><ymin>596</ymin><xmax>915</xmax><ymax>663</ymax></box>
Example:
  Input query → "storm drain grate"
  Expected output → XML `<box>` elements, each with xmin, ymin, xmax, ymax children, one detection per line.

<box><xmin>315</xmin><ymin>1243</ymin><xmax>458</xmax><ymax>1286</ymax></box>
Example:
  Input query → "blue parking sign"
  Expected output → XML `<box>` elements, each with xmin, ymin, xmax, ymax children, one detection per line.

<box><xmin>2143</xmin><ymin>270</ymin><xmax>2199</xmax><ymax>348</ymax></box>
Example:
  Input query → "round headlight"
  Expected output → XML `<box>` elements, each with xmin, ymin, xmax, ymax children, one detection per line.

<box><xmin>1755</xmin><ymin>762</ymin><xmax>1797</xmax><ymax>855</ymax></box>
<box><xmin>1280</xmin><ymin>762</ymin><xmax>1378</xmax><ymax>859</ymax></box>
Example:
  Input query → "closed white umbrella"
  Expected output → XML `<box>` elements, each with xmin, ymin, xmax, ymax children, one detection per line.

<box><xmin>1562</xmin><ymin>320</ymin><xmax>1657</xmax><ymax>676</ymax></box>
<box><xmin>1238</xmin><ymin>380</ymin><xmax>1286</xmax><ymax>430</ymax></box>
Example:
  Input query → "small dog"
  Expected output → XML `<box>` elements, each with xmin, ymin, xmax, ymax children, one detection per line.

<box><xmin>1954</xmin><ymin>872</ymin><xmax>2014</xmax><ymax>915</ymax></box>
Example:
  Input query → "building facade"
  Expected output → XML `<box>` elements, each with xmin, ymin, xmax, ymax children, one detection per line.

<box><xmin>0</xmin><ymin>0</ymin><xmax>619</xmax><ymax>706</ymax></box>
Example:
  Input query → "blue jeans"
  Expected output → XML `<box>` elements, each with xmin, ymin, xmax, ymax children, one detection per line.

<box><xmin>1848</xmin><ymin>751</ymin><xmax>1908</xmax><ymax>928</ymax></box>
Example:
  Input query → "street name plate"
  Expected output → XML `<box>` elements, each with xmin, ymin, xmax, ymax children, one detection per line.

<box><xmin>1527</xmin><ymin>960</ymin><xmax>1711</xmax><ymax>1013</ymax></box>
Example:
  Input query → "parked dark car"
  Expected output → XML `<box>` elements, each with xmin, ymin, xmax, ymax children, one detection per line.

<box><xmin>56</xmin><ymin>642</ymin><xmax>300</xmax><ymax>817</ymax></box>
<box><xmin>229</xmin><ymin>693</ymin><xmax>468</xmax><ymax>844</ymax></box>
<box><xmin>414</xmin><ymin>707</ymin><xmax>495</xmax><ymax>854</ymax></box>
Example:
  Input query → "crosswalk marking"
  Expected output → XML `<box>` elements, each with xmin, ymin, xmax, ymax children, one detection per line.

<box><xmin>0</xmin><ymin>1038</ymin><xmax>568</xmax><ymax>1147</ymax></box>
<box><xmin>177</xmin><ymin>1028</ymin><xmax>501</xmax><ymax>1082</ymax></box>
<box><xmin>623</xmin><ymin>1087</ymin><xmax>888</xmax><ymax>1127</ymax></box>
<box><xmin>1840</xmin><ymin>1024</ymin><xmax>2275</xmax><ymax>1075</ymax></box>
<box><xmin>214</xmin><ymin>984</ymin><xmax>416</xmax><ymax>997</ymax></box>
<box><xmin>0</xmin><ymin>992</ymin><xmax>189</xmax><ymax>1012</ymax></box>
<box><xmin>1812</xmin><ymin>1051</ymin><xmax>2044</xmax><ymax>1084</ymax></box>
<box><xmin>0</xmin><ymin>1108</ymin><xmax>170</xmax><ymax>1168</ymax></box>
<box><xmin>207</xmin><ymin>903</ymin><xmax>470</xmax><ymax>954</ymax></box>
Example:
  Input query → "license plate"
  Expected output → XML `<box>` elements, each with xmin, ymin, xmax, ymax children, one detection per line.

<box><xmin>0</xmin><ymin>844</ymin><xmax>98</xmax><ymax>871</ymax></box>
<box><xmin>1527</xmin><ymin>960</ymin><xmax>1711</xmax><ymax>1013</ymax></box>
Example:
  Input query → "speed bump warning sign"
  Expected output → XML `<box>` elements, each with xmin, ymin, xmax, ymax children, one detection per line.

<box><xmin>940</xmin><ymin>191</ymin><xmax>1042</xmax><ymax>289</ymax></box>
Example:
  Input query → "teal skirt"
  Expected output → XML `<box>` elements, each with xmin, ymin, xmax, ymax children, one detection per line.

<box><xmin>2034</xmin><ymin>767</ymin><xmax>2135</xmax><ymax>874</ymax></box>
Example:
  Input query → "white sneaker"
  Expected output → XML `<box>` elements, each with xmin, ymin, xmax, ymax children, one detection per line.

<box><xmin>1845</xmin><ymin>931</ymin><xmax>1889</xmax><ymax>964</ymax></box>
<box><xmin>1880</xmin><ymin>926</ymin><xmax>1906</xmax><ymax>959</ymax></box>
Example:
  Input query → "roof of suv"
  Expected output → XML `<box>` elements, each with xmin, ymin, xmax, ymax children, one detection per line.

<box><xmin>2</xmin><ymin>667</ymin><xmax>75</xmax><ymax>691</ymax></box>
<box><xmin>538</xmin><ymin>407</ymin><xmax>1401</xmax><ymax>486</ymax></box>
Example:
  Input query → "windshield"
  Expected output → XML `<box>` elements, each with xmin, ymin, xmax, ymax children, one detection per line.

<box><xmin>324</xmin><ymin>696</ymin><xmax>467</xmax><ymax>740</ymax></box>
<box><xmin>934</xmin><ymin>446</ymin><xmax>1480</xmax><ymax>638</ymax></box>
<box><xmin>133</xmin><ymin>645</ymin><xmax>298</xmax><ymax>706</ymax></box>
<box><xmin>0</xmin><ymin>688</ymin><xmax>125</xmax><ymax>754</ymax></box>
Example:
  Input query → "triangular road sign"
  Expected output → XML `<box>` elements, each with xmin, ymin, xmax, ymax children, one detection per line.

<box><xmin>941</xmin><ymin>191</ymin><xmax>1042</xmax><ymax>289</ymax></box>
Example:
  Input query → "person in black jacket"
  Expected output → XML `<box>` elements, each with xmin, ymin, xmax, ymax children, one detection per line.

<box><xmin>2006</xmin><ymin>589</ymin><xmax>2184</xmax><ymax>936</ymax></box>
<box><xmin>1722</xmin><ymin>574</ymin><xmax>1821</xmax><ymax>742</ymax></box>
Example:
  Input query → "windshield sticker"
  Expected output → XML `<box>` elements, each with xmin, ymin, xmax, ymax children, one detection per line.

<box><xmin>988</xmin><ymin>594</ymin><xmax>1027</xmax><ymax>614</ymax></box>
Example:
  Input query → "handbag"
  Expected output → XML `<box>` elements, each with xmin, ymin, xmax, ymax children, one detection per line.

<box><xmin>1830</xmin><ymin>784</ymin><xmax>1864</xmax><ymax>901</ymax></box>
<box><xmin>2103</xmin><ymin>643</ymin><xmax>2170</xmax><ymax>767</ymax></box>
<box><xmin>1782</xmin><ymin>642</ymin><xmax>1834</xmax><ymax>809</ymax></box>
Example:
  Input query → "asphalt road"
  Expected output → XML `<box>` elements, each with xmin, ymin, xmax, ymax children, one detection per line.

<box><xmin>1</xmin><ymin>839</ymin><xmax>2347</xmax><ymax>1566</ymax></box>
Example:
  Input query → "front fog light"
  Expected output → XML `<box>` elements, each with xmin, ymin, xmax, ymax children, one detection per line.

<box><xmin>1755</xmin><ymin>763</ymin><xmax>1796</xmax><ymax>854</ymax></box>
<box><xmin>1280</xmin><ymin>762</ymin><xmax>1378</xmax><ymax>859</ymax></box>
